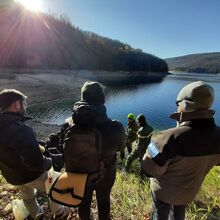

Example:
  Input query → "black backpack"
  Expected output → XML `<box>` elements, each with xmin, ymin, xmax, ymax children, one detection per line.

<box><xmin>48</xmin><ymin>120</ymin><xmax>125</xmax><ymax>207</ymax></box>
<box><xmin>63</xmin><ymin>124</ymin><xmax>102</xmax><ymax>174</ymax></box>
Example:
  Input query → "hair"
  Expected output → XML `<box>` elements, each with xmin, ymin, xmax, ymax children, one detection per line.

<box><xmin>0</xmin><ymin>89</ymin><xmax>27</xmax><ymax>111</ymax></box>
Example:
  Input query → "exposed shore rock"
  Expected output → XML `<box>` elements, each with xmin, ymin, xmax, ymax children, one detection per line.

<box><xmin>0</xmin><ymin>69</ymin><xmax>168</xmax><ymax>105</ymax></box>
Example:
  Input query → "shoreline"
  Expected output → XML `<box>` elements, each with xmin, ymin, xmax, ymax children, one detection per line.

<box><xmin>26</xmin><ymin>120</ymin><xmax>61</xmax><ymax>141</ymax></box>
<box><xmin>0</xmin><ymin>69</ymin><xmax>168</xmax><ymax>104</ymax></box>
<box><xmin>0</xmin><ymin>69</ymin><xmax>168</xmax><ymax>140</ymax></box>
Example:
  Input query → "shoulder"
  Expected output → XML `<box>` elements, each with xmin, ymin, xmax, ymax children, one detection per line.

<box><xmin>148</xmin><ymin>124</ymin><xmax>153</xmax><ymax>131</ymax></box>
<box><xmin>151</xmin><ymin>125</ymin><xmax>190</xmax><ymax>152</ymax></box>
<box><xmin>102</xmin><ymin>120</ymin><xmax>124</xmax><ymax>133</ymax></box>
<box><xmin>15</xmin><ymin>121</ymin><xmax>34</xmax><ymax>137</ymax></box>
<box><xmin>143</xmin><ymin>124</ymin><xmax>153</xmax><ymax>133</ymax></box>
<box><xmin>101</xmin><ymin>120</ymin><xmax>125</xmax><ymax>141</ymax></box>
<box><xmin>111</xmin><ymin>120</ymin><xmax>124</xmax><ymax>130</ymax></box>
<box><xmin>10</xmin><ymin>119</ymin><xmax>29</xmax><ymax>133</ymax></box>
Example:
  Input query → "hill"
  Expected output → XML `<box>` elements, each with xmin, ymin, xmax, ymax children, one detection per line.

<box><xmin>0</xmin><ymin>1</ymin><xmax>168</xmax><ymax>72</ymax></box>
<box><xmin>166</xmin><ymin>52</ymin><xmax>220</xmax><ymax>73</ymax></box>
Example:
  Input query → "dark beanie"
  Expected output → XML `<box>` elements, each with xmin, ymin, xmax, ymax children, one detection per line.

<box><xmin>136</xmin><ymin>114</ymin><xmax>146</xmax><ymax>124</ymax></box>
<box><xmin>81</xmin><ymin>81</ymin><xmax>105</xmax><ymax>104</ymax></box>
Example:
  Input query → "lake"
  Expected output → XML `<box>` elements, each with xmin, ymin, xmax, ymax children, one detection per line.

<box><xmin>28</xmin><ymin>73</ymin><xmax>220</xmax><ymax>130</ymax></box>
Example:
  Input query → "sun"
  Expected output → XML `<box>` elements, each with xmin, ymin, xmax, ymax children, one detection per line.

<box><xmin>15</xmin><ymin>0</ymin><xmax>43</xmax><ymax>12</ymax></box>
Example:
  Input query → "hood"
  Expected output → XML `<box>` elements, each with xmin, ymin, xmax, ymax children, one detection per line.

<box><xmin>0</xmin><ymin>112</ymin><xmax>31</xmax><ymax>130</ymax></box>
<box><xmin>72</xmin><ymin>101</ymin><xmax>109</xmax><ymax>127</ymax></box>
<box><xmin>169</xmin><ymin>109</ymin><xmax>215</xmax><ymax>123</ymax></box>
<box><xmin>81</xmin><ymin>81</ymin><xmax>105</xmax><ymax>104</ymax></box>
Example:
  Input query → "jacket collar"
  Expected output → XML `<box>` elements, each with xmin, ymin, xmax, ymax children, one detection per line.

<box><xmin>169</xmin><ymin>109</ymin><xmax>215</xmax><ymax>123</ymax></box>
<box><xmin>0</xmin><ymin>111</ymin><xmax>31</xmax><ymax>122</ymax></box>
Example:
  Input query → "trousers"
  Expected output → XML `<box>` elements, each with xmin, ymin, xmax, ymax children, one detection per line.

<box><xmin>18</xmin><ymin>171</ymin><xmax>64</xmax><ymax>218</ymax></box>
<box><xmin>78</xmin><ymin>167</ymin><xmax>116</xmax><ymax>220</ymax></box>
<box><xmin>151</xmin><ymin>191</ymin><xmax>186</xmax><ymax>220</ymax></box>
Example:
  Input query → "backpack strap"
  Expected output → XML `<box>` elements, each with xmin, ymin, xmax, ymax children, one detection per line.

<box><xmin>49</xmin><ymin>172</ymin><xmax>88</xmax><ymax>207</ymax></box>
<box><xmin>52</xmin><ymin>187</ymin><xmax>83</xmax><ymax>200</ymax></box>
<box><xmin>90</xmin><ymin>127</ymin><xmax>107</xmax><ymax>184</ymax></box>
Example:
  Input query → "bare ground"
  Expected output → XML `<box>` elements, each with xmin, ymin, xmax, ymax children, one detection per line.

<box><xmin>0</xmin><ymin>70</ymin><xmax>87</xmax><ymax>105</ymax></box>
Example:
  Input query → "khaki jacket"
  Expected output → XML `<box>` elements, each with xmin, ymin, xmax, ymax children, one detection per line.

<box><xmin>142</xmin><ymin>111</ymin><xmax>220</xmax><ymax>205</ymax></box>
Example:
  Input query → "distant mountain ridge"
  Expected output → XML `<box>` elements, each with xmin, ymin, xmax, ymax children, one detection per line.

<box><xmin>0</xmin><ymin>1</ymin><xmax>168</xmax><ymax>72</ymax></box>
<box><xmin>166</xmin><ymin>52</ymin><xmax>220</xmax><ymax>73</ymax></box>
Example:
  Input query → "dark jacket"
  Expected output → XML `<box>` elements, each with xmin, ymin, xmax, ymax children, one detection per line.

<box><xmin>0</xmin><ymin>112</ymin><xmax>52</xmax><ymax>185</ymax></box>
<box><xmin>142</xmin><ymin>110</ymin><xmax>220</xmax><ymax>205</ymax></box>
<box><xmin>126</xmin><ymin>120</ymin><xmax>138</xmax><ymax>141</ymax></box>
<box><xmin>72</xmin><ymin>101</ymin><xmax>108</xmax><ymax>127</ymax></box>
<box><xmin>72</xmin><ymin>101</ymin><xmax>125</xmax><ymax>168</ymax></box>
<box><xmin>136</xmin><ymin>123</ymin><xmax>153</xmax><ymax>151</ymax></box>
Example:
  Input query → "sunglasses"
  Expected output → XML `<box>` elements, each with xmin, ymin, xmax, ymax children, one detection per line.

<box><xmin>176</xmin><ymin>101</ymin><xmax>181</xmax><ymax>106</ymax></box>
<box><xmin>176</xmin><ymin>98</ymin><xmax>193</xmax><ymax>107</ymax></box>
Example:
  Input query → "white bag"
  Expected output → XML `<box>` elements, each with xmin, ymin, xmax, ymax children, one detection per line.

<box><xmin>12</xmin><ymin>199</ymin><xmax>29</xmax><ymax>220</ymax></box>
<box><xmin>45</xmin><ymin>167</ymin><xmax>61</xmax><ymax>193</ymax></box>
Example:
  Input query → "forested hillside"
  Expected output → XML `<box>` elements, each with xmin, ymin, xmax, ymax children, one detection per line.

<box><xmin>0</xmin><ymin>1</ymin><xmax>168</xmax><ymax>72</ymax></box>
<box><xmin>166</xmin><ymin>52</ymin><xmax>220</xmax><ymax>73</ymax></box>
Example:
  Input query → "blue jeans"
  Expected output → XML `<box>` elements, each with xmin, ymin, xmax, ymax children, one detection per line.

<box><xmin>151</xmin><ymin>192</ymin><xmax>186</xmax><ymax>220</ymax></box>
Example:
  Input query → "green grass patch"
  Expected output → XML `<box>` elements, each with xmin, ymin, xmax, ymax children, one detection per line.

<box><xmin>111</xmin><ymin>162</ymin><xmax>220</xmax><ymax>220</ymax></box>
<box><xmin>1</xmin><ymin>165</ymin><xmax>220</xmax><ymax>219</ymax></box>
<box><xmin>111</xmin><ymin>171</ymin><xmax>151</xmax><ymax>219</ymax></box>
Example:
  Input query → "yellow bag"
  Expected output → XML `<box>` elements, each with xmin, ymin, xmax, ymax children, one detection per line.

<box><xmin>49</xmin><ymin>172</ymin><xmax>88</xmax><ymax>207</ymax></box>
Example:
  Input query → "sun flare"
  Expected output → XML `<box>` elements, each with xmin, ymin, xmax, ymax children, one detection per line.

<box><xmin>15</xmin><ymin>0</ymin><xmax>43</xmax><ymax>12</ymax></box>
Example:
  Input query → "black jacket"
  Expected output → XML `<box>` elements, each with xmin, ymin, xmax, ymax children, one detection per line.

<box><xmin>72</xmin><ymin>101</ymin><xmax>125</xmax><ymax>167</ymax></box>
<box><xmin>0</xmin><ymin>112</ymin><xmax>52</xmax><ymax>185</ymax></box>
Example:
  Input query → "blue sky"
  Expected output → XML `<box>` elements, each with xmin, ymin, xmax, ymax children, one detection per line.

<box><xmin>42</xmin><ymin>0</ymin><xmax>220</xmax><ymax>58</ymax></box>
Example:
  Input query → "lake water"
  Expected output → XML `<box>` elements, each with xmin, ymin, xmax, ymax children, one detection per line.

<box><xmin>28</xmin><ymin>73</ymin><xmax>220</xmax><ymax>130</ymax></box>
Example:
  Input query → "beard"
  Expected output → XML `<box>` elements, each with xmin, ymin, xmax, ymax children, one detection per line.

<box><xmin>19</xmin><ymin>102</ymin><xmax>26</xmax><ymax>116</ymax></box>
<box><xmin>19</xmin><ymin>107</ymin><xmax>26</xmax><ymax>116</ymax></box>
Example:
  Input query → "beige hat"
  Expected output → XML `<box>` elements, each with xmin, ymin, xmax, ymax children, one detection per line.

<box><xmin>176</xmin><ymin>81</ymin><xmax>214</xmax><ymax>112</ymax></box>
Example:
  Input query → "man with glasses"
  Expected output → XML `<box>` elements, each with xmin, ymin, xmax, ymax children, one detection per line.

<box><xmin>142</xmin><ymin>81</ymin><xmax>220</xmax><ymax>220</ymax></box>
<box><xmin>0</xmin><ymin>89</ymin><xmax>70</xmax><ymax>219</ymax></box>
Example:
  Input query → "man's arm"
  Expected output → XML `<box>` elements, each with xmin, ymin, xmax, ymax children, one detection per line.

<box><xmin>141</xmin><ymin>145</ymin><xmax>168</xmax><ymax>178</ymax></box>
<box><xmin>18</xmin><ymin>125</ymin><xmax>52</xmax><ymax>172</ymax></box>
<box><xmin>141</xmin><ymin>132</ymin><xmax>175</xmax><ymax>178</ymax></box>
<box><xmin>138</xmin><ymin>125</ymin><xmax>153</xmax><ymax>139</ymax></box>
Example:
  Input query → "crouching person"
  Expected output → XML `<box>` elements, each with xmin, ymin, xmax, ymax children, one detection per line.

<box><xmin>0</xmin><ymin>89</ymin><xmax>70</xmax><ymax>219</ymax></box>
<box><xmin>141</xmin><ymin>81</ymin><xmax>220</xmax><ymax>220</ymax></box>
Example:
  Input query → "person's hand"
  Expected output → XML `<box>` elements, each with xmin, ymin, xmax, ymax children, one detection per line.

<box><xmin>39</xmin><ymin>144</ymin><xmax>45</xmax><ymax>153</ymax></box>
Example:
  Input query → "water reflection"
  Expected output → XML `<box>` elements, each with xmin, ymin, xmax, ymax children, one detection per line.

<box><xmin>28</xmin><ymin>74</ymin><xmax>220</xmax><ymax>130</ymax></box>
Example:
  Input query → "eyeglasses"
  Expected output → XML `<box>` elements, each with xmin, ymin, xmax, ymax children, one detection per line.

<box><xmin>176</xmin><ymin>101</ymin><xmax>181</xmax><ymax>106</ymax></box>
<box><xmin>176</xmin><ymin>98</ymin><xmax>193</xmax><ymax>106</ymax></box>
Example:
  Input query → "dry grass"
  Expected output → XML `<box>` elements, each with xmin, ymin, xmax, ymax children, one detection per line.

<box><xmin>1</xmin><ymin>163</ymin><xmax>220</xmax><ymax>219</ymax></box>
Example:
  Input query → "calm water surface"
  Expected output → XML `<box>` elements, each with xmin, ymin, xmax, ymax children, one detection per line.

<box><xmin>28</xmin><ymin>73</ymin><xmax>220</xmax><ymax>130</ymax></box>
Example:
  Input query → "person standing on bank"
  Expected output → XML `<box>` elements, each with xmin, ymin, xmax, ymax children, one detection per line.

<box><xmin>142</xmin><ymin>81</ymin><xmax>220</xmax><ymax>220</ymax></box>
<box><xmin>125</xmin><ymin>114</ymin><xmax>153</xmax><ymax>172</ymax></box>
<box><xmin>65</xmin><ymin>81</ymin><xmax>125</xmax><ymax>220</ymax></box>
<box><xmin>0</xmin><ymin>89</ymin><xmax>69</xmax><ymax>219</ymax></box>
<box><xmin>120</xmin><ymin>113</ymin><xmax>138</xmax><ymax>159</ymax></box>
